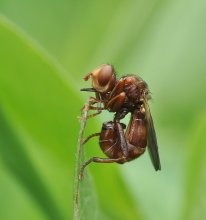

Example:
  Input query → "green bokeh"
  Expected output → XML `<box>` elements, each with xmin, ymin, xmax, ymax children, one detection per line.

<box><xmin>0</xmin><ymin>1</ymin><xmax>206</xmax><ymax>220</ymax></box>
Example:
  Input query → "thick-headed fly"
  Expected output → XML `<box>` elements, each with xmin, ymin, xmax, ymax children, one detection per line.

<box><xmin>80</xmin><ymin>64</ymin><xmax>161</xmax><ymax>178</ymax></box>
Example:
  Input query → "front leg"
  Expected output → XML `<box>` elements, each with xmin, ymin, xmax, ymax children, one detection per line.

<box><xmin>79</xmin><ymin>104</ymin><xmax>106</xmax><ymax>120</ymax></box>
<box><xmin>88</xmin><ymin>96</ymin><xmax>105</xmax><ymax>105</ymax></box>
<box><xmin>80</xmin><ymin>92</ymin><xmax>106</xmax><ymax>120</ymax></box>
<box><xmin>86</xmin><ymin>92</ymin><xmax>105</xmax><ymax>119</ymax></box>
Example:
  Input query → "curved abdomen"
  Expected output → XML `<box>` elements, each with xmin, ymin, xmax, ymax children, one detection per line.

<box><xmin>124</xmin><ymin>110</ymin><xmax>147</xmax><ymax>161</ymax></box>
<box><xmin>99</xmin><ymin>110</ymin><xmax>147</xmax><ymax>163</ymax></box>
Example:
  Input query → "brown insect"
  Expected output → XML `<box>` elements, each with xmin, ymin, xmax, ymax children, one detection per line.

<box><xmin>81</xmin><ymin>64</ymin><xmax>149</xmax><ymax>121</ymax></box>
<box><xmin>80</xmin><ymin>64</ymin><xmax>161</xmax><ymax>178</ymax></box>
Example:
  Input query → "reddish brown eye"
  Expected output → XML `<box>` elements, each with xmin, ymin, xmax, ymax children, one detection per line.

<box><xmin>91</xmin><ymin>64</ymin><xmax>116</xmax><ymax>93</ymax></box>
<box><xmin>97</xmin><ymin>65</ymin><xmax>114</xmax><ymax>87</ymax></box>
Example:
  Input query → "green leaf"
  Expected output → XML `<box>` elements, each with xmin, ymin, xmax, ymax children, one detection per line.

<box><xmin>0</xmin><ymin>108</ymin><xmax>63</xmax><ymax>220</ymax></box>
<box><xmin>0</xmin><ymin>15</ymin><xmax>142</xmax><ymax>220</ymax></box>
<box><xmin>2</xmin><ymin>0</ymin><xmax>206</xmax><ymax>219</ymax></box>
<box><xmin>0</xmin><ymin>15</ymin><xmax>81</xmax><ymax>220</ymax></box>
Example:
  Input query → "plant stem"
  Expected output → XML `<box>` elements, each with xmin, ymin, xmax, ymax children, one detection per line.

<box><xmin>73</xmin><ymin>103</ymin><xmax>89</xmax><ymax>220</ymax></box>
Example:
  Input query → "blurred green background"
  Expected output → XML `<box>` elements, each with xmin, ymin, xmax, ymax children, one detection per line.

<box><xmin>0</xmin><ymin>0</ymin><xmax>206</xmax><ymax>219</ymax></box>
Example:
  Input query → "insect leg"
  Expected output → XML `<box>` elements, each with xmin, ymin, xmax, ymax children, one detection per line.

<box><xmin>79</xmin><ymin>157</ymin><xmax>125</xmax><ymax>180</ymax></box>
<box><xmin>114</xmin><ymin>121</ymin><xmax>129</xmax><ymax>157</ymax></box>
<box><xmin>86</xmin><ymin>92</ymin><xmax>104</xmax><ymax>119</ymax></box>
<box><xmin>109</xmin><ymin>78</ymin><xmax>125</xmax><ymax>99</ymax></box>
<box><xmin>79</xmin><ymin>105</ymin><xmax>106</xmax><ymax>120</ymax></box>
<box><xmin>81</xmin><ymin>133</ymin><xmax>100</xmax><ymax>145</ymax></box>
<box><xmin>88</xmin><ymin>97</ymin><xmax>104</xmax><ymax>105</ymax></box>
<box><xmin>106</xmin><ymin>92</ymin><xmax>126</xmax><ymax>112</ymax></box>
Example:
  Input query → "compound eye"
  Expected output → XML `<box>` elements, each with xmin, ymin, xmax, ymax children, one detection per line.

<box><xmin>97</xmin><ymin>65</ymin><xmax>113</xmax><ymax>87</ymax></box>
<box><xmin>92</xmin><ymin>64</ymin><xmax>116</xmax><ymax>92</ymax></box>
